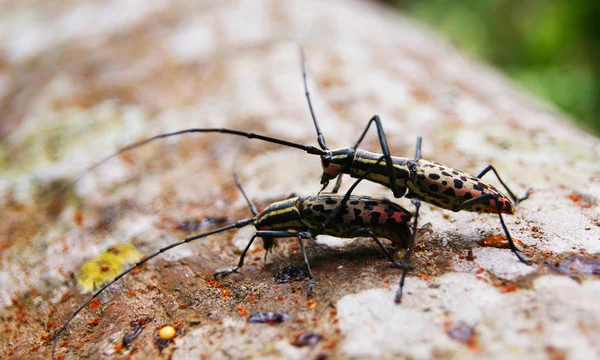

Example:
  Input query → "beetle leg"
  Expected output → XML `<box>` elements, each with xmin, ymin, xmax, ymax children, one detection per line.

<box><xmin>476</xmin><ymin>164</ymin><xmax>531</xmax><ymax>204</ymax></box>
<box><xmin>452</xmin><ymin>194</ymin><xmax>535</xmax><ymax>265</ymax></box>
<box><xmin>297</xmin><ymin>231</ymin><xmax>316</xmax><ymax>297</ymax></box>
<box><xmin>350</xmin><ymin>228</ymin><xmax>407</xmax><ymax>270</ymax></box>
<box><xmin>396</xmin><ymin>197</ymin><xmax>421</xmax><ymax>304</ymax></box>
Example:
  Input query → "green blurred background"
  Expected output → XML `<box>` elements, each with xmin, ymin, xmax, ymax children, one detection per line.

<box><xmin>383</xmin><ymin>0</ymin><xmax>600</xmax><ymax>135</ymax></box>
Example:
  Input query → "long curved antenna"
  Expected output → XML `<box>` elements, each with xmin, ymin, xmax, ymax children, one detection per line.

<box><xmin>52</xmin><ymin>217</ymin><xmax>255</xmax><ymax>360</ymax></box>
<box><xmin>62</xmin><ymin>128</ymin><xmax>326</xmax><ymax>194</ymax></box>
<box><xmin>233</xmin><ymin>168</ymin><xmax>258</xmax><ymax>216</ymax></box>
<box><xmin>300</xmin><ymin>47</ymin><xmax>328</xmax><ymax>151</ymax></box>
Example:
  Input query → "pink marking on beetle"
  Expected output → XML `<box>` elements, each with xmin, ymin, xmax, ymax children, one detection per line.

<box><xmin>391</xmin><ymin>212</ymin><xmax>402</xmax><ymax>223</ymax></box>
<box><xmin>360</xmin><ymin>210</ymin><xmax>374</xmax><ymax>223</ymax></box>
<box><xmin>496</xmin><ymin>198</ymin><xmax>514</xmax><ymax>214</ymax></box>
<box><xmin>471</xmin><ymin>190</ymin><xmax>484</xmax><ymax>197</ymax></box>
<box><xmin>476</xmin><ymin>196</ymin><xmax>514</xmax><ymax>214</ymax></box>
<box><xmin>454</xmin><ymin>188</ymin><xmax>472</xmax><ymax>197</ymax></box>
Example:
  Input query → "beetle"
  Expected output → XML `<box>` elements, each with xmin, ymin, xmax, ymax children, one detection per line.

<box><xmin>52</xmin><ymin>171</ymin><xmax>413</xmax><ymax>359</ymax></box>
<box><xmin>62</xmin><ymin>50</ymin><xmax>532</xmax><ymax>270</ymax></box>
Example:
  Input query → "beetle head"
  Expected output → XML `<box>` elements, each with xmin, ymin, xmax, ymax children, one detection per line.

<box><xmin>319</xmin><ymin>148</ymin><xmax>355</xmax><ymax>187</ymax></box>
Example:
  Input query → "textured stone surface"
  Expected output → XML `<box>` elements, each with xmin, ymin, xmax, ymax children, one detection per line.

<box><xmin>1</xmin><ymin>0</ymin><xmax>599</xmax><ymax>359</ymax></box>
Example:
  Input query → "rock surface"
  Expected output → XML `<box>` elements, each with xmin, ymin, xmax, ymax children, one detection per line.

<box><xmin>1</xmin><ymin>0</ymin><xmax>599</xmax><ymax>359</ymax></box>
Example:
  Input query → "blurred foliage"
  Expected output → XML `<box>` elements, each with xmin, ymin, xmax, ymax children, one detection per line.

<box><xmin>384</xmin><ymin>0</ymin><xmax>600</xmax><ymax>135</ymax></box>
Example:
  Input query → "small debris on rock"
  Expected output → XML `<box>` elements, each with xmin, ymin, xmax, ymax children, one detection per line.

<box><xmin>292</xmin><ymin>332</ymin><xmax>323</xmax><ymax>347</ymax></box>
<box><xmin>159</xmin><ymin>325</ymin><xmax>176</xmax><ymax>341</ymax></box>
<box><xmin>447</xmin><ymin>321</ymin><xmax>477</xmax><ymax>349</ymax></box>
<box><xmin>568</xmin><ymin>192</ymin><xmax>596</xmax><ymax>209</ymax></box>
<box><xmin>466</xmin><ymin>249</ymin><xmax>475</xmax><ymax>261</ymax></box>
<box><xmin>154</xmin><ymin>325</ymin><xmax>177</xmax><ymax>351</ymax></box>
<box><xmin>548</xmin><ymin>256</ymin><xmax>600</xmax><ymax>276</ymax></box>
<box><xmin>122</xmin><ymin>322</ymin><xmax>143</xmax><ymax>348</ymax></box>
<box><xmin>247</xmin><ymin>311</ymin><xmax>291</xmax><ymax>323</ymax></box>
<box><xmin>479</xmin><ymin>236</ymin><xmax>523</xmax><ymax>249</ymax></box>
<box><xmin>274</xmin><ymin>266</ymin><xmax>309</xmax><ymax>283</ymax></box>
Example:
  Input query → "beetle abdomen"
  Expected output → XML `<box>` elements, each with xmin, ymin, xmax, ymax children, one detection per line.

<box><xmin>407</xmin><ymin>160</ymin><xmax>514</xmax><ymax>214</ymax></box>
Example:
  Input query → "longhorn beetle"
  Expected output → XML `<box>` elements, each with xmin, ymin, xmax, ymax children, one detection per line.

<box><xmin>63</xmin><ymin>49</ymin><xmax>533</xmax><ymax>271</ymax></box>
<box><xmin>52</xmin><ymin>171</ymin><xmax>413</xmax><ymax>359</ymax></box>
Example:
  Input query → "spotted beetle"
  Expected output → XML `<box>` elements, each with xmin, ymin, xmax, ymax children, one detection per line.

<box><xmin>52</xmin><ymin>171</ymin><xmax>413</xmax><ymax>359</ymax></box>
<box><xmin>62</xmin><ymin>49</ymin><xmax>532</xmax><ymax>303</ymax></box>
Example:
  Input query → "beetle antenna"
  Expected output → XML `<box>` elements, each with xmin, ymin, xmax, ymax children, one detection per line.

<box><xmin>61</xmin><ymin>127</ymin><xmax>326</xmax><ymax>196</ymax></box>
<box><xmin>233</xmin><ymin>167</ymin><xmax>258</xmax><ymax>216</ymax></box>
<box><xmin>300</xmin><ymin>47</ymin><xmax>328</xmax><ymax>151</ymax></box>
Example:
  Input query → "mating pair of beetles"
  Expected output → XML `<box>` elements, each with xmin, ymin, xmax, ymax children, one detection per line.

<box><xmin>52</xmin><ymin>50</ymin><xmax>534</xmax><ymax>358</ymax></box>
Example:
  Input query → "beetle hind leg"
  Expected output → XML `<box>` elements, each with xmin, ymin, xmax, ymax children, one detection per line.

<box><xmin>476</xmin><ymin>164</ymin><xmax>531</xmax><ymax>204</ymax></box>
<box><xmin>452</xmin><ymin>194</ymin><xmax>535</xmax><ymax>265</ymax></box>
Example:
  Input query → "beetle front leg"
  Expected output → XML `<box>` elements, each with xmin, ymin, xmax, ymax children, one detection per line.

<box><xmin>214</xmin><ymin>230</ymin><xmax>304</xmax><ymax>278</ymax></box>
<box><xmin>214</xmin><ymin>234</ymin><xmax>260</xmax><ymax>278</ymax></box>
<box><xmin>351</xmin><ymin>115</ymin><xmax>402</xmax><ymax>197</ymax></box>
<box><xmin>296</xmin><ymin>231</ymin><xmax>316</xmax><ymax>297</ymax></box>
<box><xmin>319</xmin><ymin>175</ymin><xmax>344</xmax><ymax>195</ymax></box>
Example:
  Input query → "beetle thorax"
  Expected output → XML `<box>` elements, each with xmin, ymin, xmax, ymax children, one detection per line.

<box><xmin>255</xmin><ymin>198</ymin><xmax>304</xmax><ymax>231</ymax></box>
